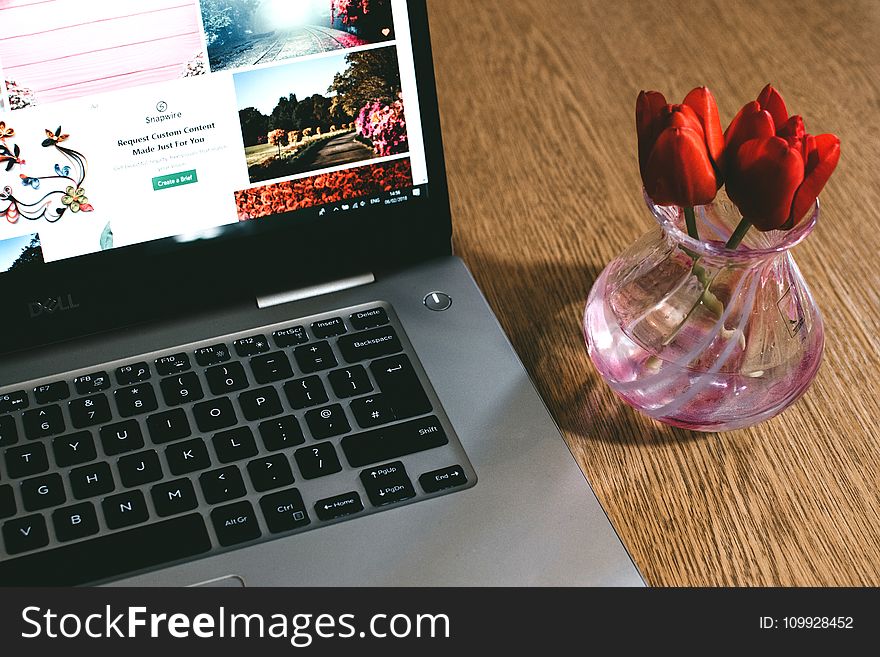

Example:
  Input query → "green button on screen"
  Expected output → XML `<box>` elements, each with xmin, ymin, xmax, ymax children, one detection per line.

<box><xmin>152</xmin><ymin>169</ymin><xmax>198</xmax><ymax>191</ymax></box>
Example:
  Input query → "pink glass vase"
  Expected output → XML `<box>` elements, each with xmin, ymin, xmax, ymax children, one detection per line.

<box><xmin>584</xmin><ymin>190</ymin><xmax>824</xmax><ymax>431</ymax></box>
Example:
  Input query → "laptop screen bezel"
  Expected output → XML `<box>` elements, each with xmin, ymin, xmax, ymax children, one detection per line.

<box><xmin>0</xmin><ymin>0</ymin><xmax>451</xmax><ymax>355</ymax></box>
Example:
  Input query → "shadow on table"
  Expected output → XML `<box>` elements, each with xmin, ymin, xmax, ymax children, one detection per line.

<box><xmin>463</xmin><ymin>251</ymin><xmax>707</xmax><ymax>447</ymax></box>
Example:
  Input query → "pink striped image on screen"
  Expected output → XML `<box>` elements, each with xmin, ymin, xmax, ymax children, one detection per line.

<box><xmin>0</xmin><ymin>0</ymin><xmax>207</xmax><ymax>107</ymax></box>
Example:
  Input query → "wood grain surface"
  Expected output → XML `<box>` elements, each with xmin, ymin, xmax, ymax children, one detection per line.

<box><xmin>427</xmin><ymin>0</ymin><xmax>880</xmax><ymax>586</ymax></box>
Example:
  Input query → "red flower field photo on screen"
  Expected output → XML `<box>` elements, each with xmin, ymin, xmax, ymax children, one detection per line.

<box><xmin>235</xmin><ymin>158</ymin><xmax>413</xmax><ymax>219</ymax></box>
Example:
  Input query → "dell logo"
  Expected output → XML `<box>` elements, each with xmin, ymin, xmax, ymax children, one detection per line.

<box><xmin>28</xmin><ymin>294</ymin><xmax>80</xmax><ymax>318</ymax></box>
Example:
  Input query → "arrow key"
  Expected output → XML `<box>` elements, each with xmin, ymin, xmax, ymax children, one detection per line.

<box><xmin>419</xmin><ymin>465</ymin><xmax>468</xmax><ymax>493</ymax></box>
<box><xmin>360</xmin><ymin>461</ymin><xmax>416</xmax><ymax>507</ymax></box>
<box><xmin>315</xmin><ymin>491</ymin><xmax>364</xmax><ymax>521</ymax></box>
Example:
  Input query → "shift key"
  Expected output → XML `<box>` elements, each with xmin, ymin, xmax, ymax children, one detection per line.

<box><xmin>341</xmin><ymin>415</ymin><xmax>448</xmax><ymax>467</ymax></box>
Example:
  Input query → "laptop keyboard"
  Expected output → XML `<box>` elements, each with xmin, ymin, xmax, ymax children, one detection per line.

<box><xmin>0</xmin><ymin>302</ymin><xmax>475</xmax><ymax>585</ymax></box>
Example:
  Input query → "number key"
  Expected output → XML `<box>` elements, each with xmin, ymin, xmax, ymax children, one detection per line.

<box><xmin>205</xmin><ymin>362</ymin><xmax>249</xmax><ymax>395</ymax></box>
<box><xmin>22</xmin><ymin>405</ymin><xmax>65</xmax><ymax>439</ymax></box>
<box><xmin>115</xmin><ymin>384</ymin><xmax>158</xmax><ymax>417</ymax></box>
<box><xmin>68</xmin><ymin>393</ymin><xmax>112</xmax><ymax>428</ymax></box>
<box><xmin>160</xmin><ymin>372</ymin><xmax>205</xmax><ymax>406</ymax></box>
<box><xmin>0</xmin><ymin>415</ymin><xmax>18</xmax><ymax>447</ymax></box>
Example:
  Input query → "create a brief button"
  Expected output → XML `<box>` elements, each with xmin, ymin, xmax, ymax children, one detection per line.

<box><xmin>152</xmin><ymin>169</ymin><xmax>198</xmax><ymax>191</ymax></box>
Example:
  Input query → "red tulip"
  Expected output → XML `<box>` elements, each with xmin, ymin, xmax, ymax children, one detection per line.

<box><xmin>636</xmin><ymin>87</ymin><xmax>724</xmax><ymax>207</ymax></box>
<box><xmin>725</xmin><ymin>84</ymin><xmax>841</xmax><ymax>231</ymax></box>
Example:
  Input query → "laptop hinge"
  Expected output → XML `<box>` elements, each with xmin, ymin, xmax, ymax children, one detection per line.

<box><xmin>256</xmin><ymin>272</ymin><xmax>375</xmax><ymax>309</ymax></box>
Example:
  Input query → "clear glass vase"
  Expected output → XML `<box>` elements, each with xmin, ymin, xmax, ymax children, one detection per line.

<box><xmin>583</xmin><ymin>190</ymin><xmax>824</xmax><ymax>431</ymax></box>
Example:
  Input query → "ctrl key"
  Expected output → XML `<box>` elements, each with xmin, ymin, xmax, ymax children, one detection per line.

<box><xmin>211</xmin><ymin>501</ymin><xmax>262</xmax><ymax>547</ymax></box>
<box><xmin>360</xmin><ymin>461</ymin><xmax>416</xmax><ymax>507</ymax></box>
<box><xmin>259</xmin><ymin>488</ymin><xmax>311</xmax><ymax>534</ymax></box>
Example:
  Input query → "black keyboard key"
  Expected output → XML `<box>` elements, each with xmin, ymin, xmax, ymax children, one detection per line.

<box><xmin>52</xmin><ymin>431</ymin><xmax>97</xmax><ymax>467</ymax></box>
<box><xmin>68</xmin><ymin>393</ymin><xmax>112</xmax><ymax>428</ymax></box>
<box><xmin>212</xmin><ymin>426</ymin><xmax>258</xmax><ymax>463</ymax></box>
<box><xmin>118</xmin><ymin>450</ymin><xmax>163</xmax><ymax>487</ymax></box>
<box><xmin>370</xmin><ymin>354</ymin><xmax>432</xmax><ymax>418</ymax></box>
<box><xmin>0</xmin><ymin>390</ymin><xmax>29</xmax><ymax>413</ymax></box>
<box><xmin>239</xmin><ymin>387</ymin><xmax>283</xmax><ymax>421</ymax></box>
<box><xmin>338</xmin><ymin>326</ymin><xmax>403</xmax><ymax>363</ymax></box>
<box><xmin>329</xmin><ymin>365</ymin><xmax>373</xmax><ymax>399</ymax></box>
<box><xmin>259</xmin><ymin>415</ymin><xmax>305</xmax><ymax>451</ymax></box>
<box><xmin>2</xmin><ymin>514</ymin><xmax>49</xmax><ymax>555</ymax></box>
<box><xmin>350</xmin><ymin>307</ymin><xmax>389</xmax><ymax>330</ymax></box>
<box><xmin>0</xmin><ymin>414</ymin><xmax>17</xmax><ymax>446</ymax></box>
<box><xmin>0</xmin><ymin>485</ymin><xmax>15</xmax><ymax>519</ymax></box>
<box><xmin>21</xmin><ymin>473</ymin><xmax>66</xmax><ymax>511</ymax></box>
<box><xmin>160</xmin><ymin>372</ymin><xmax>205</xmax><ymax>406</ymax></box>
<box><xmin>419</xmin><ymin>465</ymin><xmax>469</xmax><ymax>493</ymax></box>
<box><xmin>0</xmin><ymin>513</ymin><xmax>210</xmax><ymax>585</ymax></box>
<box><xmin>304</xmin><ymin>404</ymin><xmax>350</xmax><ymax>439</ymax></box>
<box><xmin>293</xmin><ymin>341</ymin><xmax>337</xmax><ymax>373</ymax></box>
<box><xmin>247</xmin><ymin>454</ymin><xmax>295</xmax><ymax>492</ymax></box>
<box><xmin>5</xmin><ymin>443</ymin><xmax>49</xmax><ymax>478</ymax></box>
<box><xmin>99</xmin><ymin>420</ymin><xmax>144</xmax><ymax>456</ymax></box>
<box><xmin>115</xmin><ymin>383</ymin><xmax>158</xmax><ymax>417</ymax></box>
<box><xmin>250</xmin><ymin>351</ymin><xmax>293</xmax><ymax>384</ymax></box>
<box><xmin>73</xmin><ymin>372</ymin><xmax>111</xmax><ymax>395</ymax></box>
<box><xmin>165</xmin><ymin>438</ymin><xmax>211</xmax><ymax>475</ymax></box>
<box><xmin>69</xmin><ymin>462</ymin><xmax>115</xmax><ymax>499</ymax></box>
<box><xmin>350</xmin><ymin>394</ymin><xmax>395</xmax><ymax>428</ymax></box>
<box><xmin>341</xmin><ymin>415</ymin><xmax>449</xmax><ymax>468</ymax></box>
<box><xmin>22</xmin><ymin>405</ymin><xmax>65</xmax><ymax>439</ymax></box>
<box><xmin>116</xmin><ymin>362</ymin><xmax>151</xmax><ymax>386</ymax></box>
<box><xmin>360</xmin><ymin>461</ymin><xmax>416</xmax><ymax>507</ymax></box>
<box><xmin>199</xmin><ymin>466</ymin><xmax>246</xmax><ymax>504</ymax></box>
<box><xmin>205</xmin><ymin>362</ymin><xmax>249</xmax><ymax>395</ymax></box>
<box><xmin>147</xmin><ymin>408</ymin><xmax>191</xmax><ymax>444</ymax></box>
<box><xmin>151</xmin><ymin>479</ymin><xmax>199</xmax><ymax>517</ymax></box>
<box><xmin>311</xmin><ymin>317</ymin><xmax>346</xmax><ymax>338</ymax></box>
<box><xmin>34</xmin><ymin>381</ymin><xmax>70</xmax><ymax>404</ymax></box>
<box><xmin>283</xmin><ymin>376</ymin><xmax>328</xmax><ymax>410</ymax></box>
<box><xmin>194</xmin><ymin>343</ymin><xmax>231</xmax><ymax>366</ymax></box>
<box><xmin>103</xmin><ymin>490</ymin><xmax>149</xmax><ymax>529</ymax></box>
<box><xmin>193</xmin><ymin>397</ymin><xmax>237</xmax><ymax>432</ymax></box>
<box><xmin>259</xmin><ymin>488</ymin><xmax>310</xmax><ymax>533</ymax></box>
<box><xmin>315</xmin><ymin>491</ymin><xmax>364</xmax><ymax>521</ymax></box>
<box><xmin>52</xmin><ymin>502</ymin><xmax>99</xmax><ymax>542</ymax></box>
<box><xmin>155</xmin><ymin>353</ymin><xmax>191</xmax><ymax>376</ymax></box>
<box><xmin>234</xmin><ymin>335</ymin><xmax>270</xmax><ymax>357</ymax></box>
<box><xmin>211</xmin><ymin>501</ymin><xmax>262</xmax><ymax>546</ymax></box>
<box><xmin>273</xmin><ymin>325</ymin><xmax>307</xmax><ymax>347</ymax></box>
<box><xmin>294</xmin><ymin>442</ymin><xmax>342</xmax><ymax>480</ymax></box>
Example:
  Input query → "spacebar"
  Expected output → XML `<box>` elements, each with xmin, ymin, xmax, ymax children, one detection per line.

<box><xmin>0</xmin><ymin>514</ymin><xmax>211</xmax><ymax>586</ymax></box>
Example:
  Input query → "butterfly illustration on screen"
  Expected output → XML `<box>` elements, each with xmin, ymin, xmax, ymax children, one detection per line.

<box><xmin>19</xmin><ymin>174</ymin><xmax>40</xmax><ymax>190</ymax></box>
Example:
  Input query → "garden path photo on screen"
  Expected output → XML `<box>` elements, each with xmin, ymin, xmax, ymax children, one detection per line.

<box><xmin>234</xmin><ymin>44</ymin><xmax>408</xmax><ymax>184</ymax></box>
<box><xmin>201</xmin><ymin>0</ymin><xmax>395</xmax><ymax>73</ymax></box>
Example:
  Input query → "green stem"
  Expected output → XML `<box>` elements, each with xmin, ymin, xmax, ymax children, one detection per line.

<box><xmin>684</xmin><ymin>206</ymin><xmax>699</xmax><ymax>242</ymax></box>
<box><xmin>726</xmin><ymin>216</ymin><xmax>752</xmax><ymax>250</ymax></box>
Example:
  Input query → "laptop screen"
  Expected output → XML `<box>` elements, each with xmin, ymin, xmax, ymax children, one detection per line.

<box><xmin>0</xmin><ymin>0</ymin><xmax>429</xmax><ymax>278</ymax></box>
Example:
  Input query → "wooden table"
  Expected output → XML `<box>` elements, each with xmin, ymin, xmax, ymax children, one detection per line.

<box><xmin>427</xmin><ymin>0</ymin><xmax>880</xmax><ymax>586</ymax></box>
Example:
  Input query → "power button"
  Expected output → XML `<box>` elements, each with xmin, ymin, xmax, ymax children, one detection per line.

<box><xmin>424</xmin><ymin>292</ymin><xmax>452</xmax><ymax>311</ymax></box>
